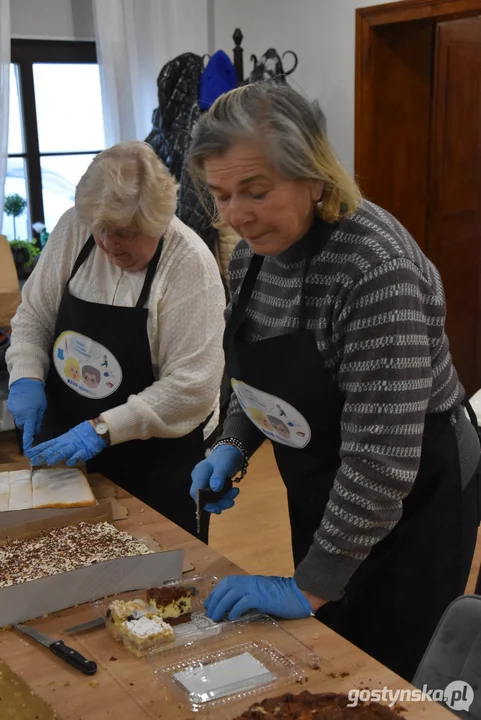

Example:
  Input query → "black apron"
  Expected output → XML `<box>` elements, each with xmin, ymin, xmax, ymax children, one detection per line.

<box><xmin>41</xmin><ymin>235</ymin><xmax>209</xmax><ymax>541</ymax></box>
<box><xmin>224</xmin><ymin>227</ymin><xmax>479</xmax><ymax>681</ymax></box>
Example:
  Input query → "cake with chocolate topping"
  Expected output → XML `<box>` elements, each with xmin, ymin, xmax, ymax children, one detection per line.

<box><xmin>233</xmin><ymin>691</ymin><xmax>401</xmax><ymax>718</ymax></box>
<box><xmin>0</xmin><ymin>521</ymin><xmax>152</xmax><ymax>588</ymax></box>
<box><xmin>146</xmin><ymin>585</ymin><xmax>193</xmax><ymax>625</ymax></box>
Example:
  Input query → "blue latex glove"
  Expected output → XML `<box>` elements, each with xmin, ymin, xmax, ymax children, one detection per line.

<box><xmin>25</xmin><ymin>421</ymin><xmax>106</xmax><ymax>467</ymax></box>
<box><xmin>7</xmin><ymin>378</ymin><xmax>47</xmax><ymax>451</ymax></box>
<box><xmin>204</xmin><ymin>575</ymin><xmax>313</xmax><ymax>622</ymax></box>
<box><xmin>190</xmin><ymin>444</ymin><xmax>243</xmax><ymax>513</ymax></box>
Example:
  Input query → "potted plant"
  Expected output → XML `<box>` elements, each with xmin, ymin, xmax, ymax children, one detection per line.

<box><xmin>8</xmin><ymin>240</ymin><xmax>40</xmax><ymax>280</ymax></box>
<box><xmin>4</xmin><ymin>193</ymin><xmax>27</xmax><ymax>240</ymax></box>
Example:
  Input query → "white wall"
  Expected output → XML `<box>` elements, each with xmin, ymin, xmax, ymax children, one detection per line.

<box><xmin>10</xmin><ymin>0</ymin><xmax>400</xmax><ymax>170</ymax></box>
<box><xmin>11</xmin><ymin>0</ymin><xmax>94</xmax><ymax>41</ymax></box>
<box><xmin>213</xmin><ymin>0</ymin><xmax>401</xmax><ymax>173</ymax></box>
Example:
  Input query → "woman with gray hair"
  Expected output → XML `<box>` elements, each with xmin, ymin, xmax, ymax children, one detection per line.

<box><xmin>7</xmin><ymin>141</ymin><xmax>225</xmax><ymax>540</ymax></box>
<box><xmin>189</xmin><ymin>83</ymin><xmax>481</xmax><ymax>679</ymax></box>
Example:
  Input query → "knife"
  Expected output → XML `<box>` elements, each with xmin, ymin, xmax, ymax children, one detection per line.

<box><xmin>65</xmin><ymin>617</ymin><xmax>105</xmax><ymax>634</ymax></box>
<box><xmin>196</xmin><ymin>477</ymin><xmax>234</xmax><ymax>534</ymax></box>
<box><xmin>14</xmin><ymin>624</ymin><xmax>97</xmax><ymax>675</ymax></box>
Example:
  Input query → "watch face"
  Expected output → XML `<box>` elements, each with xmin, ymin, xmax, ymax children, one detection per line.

<box><xmin>95</xmin><ymin>422</ymin><xmax>109</xmax><ymax>436</ymax></box>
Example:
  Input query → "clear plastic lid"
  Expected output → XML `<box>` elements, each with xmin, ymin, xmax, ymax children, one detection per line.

<box><xmin>91</xmin><ymin>574</ymin><xmax>241</xmax><ymax>655</ymax></box>
<box><xmin>148</xmin><ymin>614</ymin><xmax>322</xmax><ymax>716</ymax></box>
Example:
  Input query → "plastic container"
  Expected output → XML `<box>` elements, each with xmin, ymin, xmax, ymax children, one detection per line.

<box><xmin>92</xmin><ymin>574</ymin><xmax>230</xmax><ymax>656</ymax></box>
<box><xmin>149</xmin><ymin>614</ymin><xmax>322</xmax><ymax>717</ymax></box>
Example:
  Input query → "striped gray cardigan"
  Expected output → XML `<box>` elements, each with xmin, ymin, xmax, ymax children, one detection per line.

<box><xmin>220</xmin><ymin>201</ymin><xmax>480</xmax><ymax>601</ymax></box>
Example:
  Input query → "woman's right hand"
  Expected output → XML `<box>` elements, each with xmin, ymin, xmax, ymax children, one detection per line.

<box><xmin>7</xmin><ymin>378</ymin><xmax>47</xmax><ymax>451</ymax></box>
<box><xmin>190</xmin><ymin>444</ymin><xmax>243</xmax><ymax>514</ymax></box>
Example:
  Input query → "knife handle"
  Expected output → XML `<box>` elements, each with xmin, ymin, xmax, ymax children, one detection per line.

<box><xmin>199</xmin><ymin>476</ymin><xmax>234</xmax><ymax>507</ymax></box>
<box><xmin>49</xmin><ymin>640</ymin><xmax>97</xmax><ymax>675</ymax></box>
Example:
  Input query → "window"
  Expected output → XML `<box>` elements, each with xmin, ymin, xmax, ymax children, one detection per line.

<box><xmin>4</xmin><ymin>40</ymin><xmax>105</xmax><ymax>242</ymax></box>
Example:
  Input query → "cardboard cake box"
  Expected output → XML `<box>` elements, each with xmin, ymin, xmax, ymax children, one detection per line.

<box><xmin>0</xmin><ymin>234</ymin><xmax>21</xmax><ymax>326</ymax></box>
<box><xmin>0</xmin><ymin>503</ymin><xmax>184</xmax><ymax>628</ymax></box>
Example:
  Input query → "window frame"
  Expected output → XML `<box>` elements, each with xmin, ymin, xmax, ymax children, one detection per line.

<box><xmin>9</xmin><ymin>39</ymin><xmax>100</xmax><ymax>238</ymax></box>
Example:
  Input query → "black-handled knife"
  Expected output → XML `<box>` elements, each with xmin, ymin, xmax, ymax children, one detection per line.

<box><xmin>196</xmin><ymin>476</ymin><xmax>234</xmax><ymax>534</ymax></box>
<box><xmin>14</xmin><ymin>624</ymin><xmax>97</xmax><ymax>675</ymax></box>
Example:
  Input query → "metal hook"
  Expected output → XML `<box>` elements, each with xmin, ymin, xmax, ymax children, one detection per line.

<box><xmin>282</xmin><ymin>50</ymin><xmax>298</xmax><ymax>76</ymax></box>
<box><xmin>250</xmin><ymin>54</ymin><xmax>258</xmax><ymax>71</ymax></box>
<box><xmin>201</xmin><ymin>53</ymin><xmax>211</xmax><ymax>70</ymax></box>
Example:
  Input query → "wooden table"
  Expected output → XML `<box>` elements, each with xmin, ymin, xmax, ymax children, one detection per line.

<box><xmin>0</xmin><ymin>462</ymin><xmax>453</xmax><ymax>719</ymax></box>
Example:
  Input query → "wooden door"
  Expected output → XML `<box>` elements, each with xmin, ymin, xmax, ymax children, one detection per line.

<box><xmin>428</xmin><ymin>18</ymin><xmax>481</xmax><ymax>396</ymax></box>
<box><xmin>355</xmin><ymin>20</ymin><xmax>434</xmax><ymax>251</ymax></box>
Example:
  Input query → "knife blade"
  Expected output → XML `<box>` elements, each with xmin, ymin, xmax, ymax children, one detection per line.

<box><xmin>65</xmin><ymin>617</ymin><xmax>105</xmax><ymax>634</ymax></box>
<box><xmin>196</xmin><ymin>477</ymin><xmax>234</xmax><ymax>534</ymax></box>
<box><xmin>14</xmin><ymin>624</ymin><xmax>97</xmax><ymax>675</ymax></box>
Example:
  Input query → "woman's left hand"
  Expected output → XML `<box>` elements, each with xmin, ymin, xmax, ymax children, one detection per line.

<box><xmin>204</xmin><ymin>575</ymin><xmax>327</xmax><ymax>622</ymax></box>
<box><xmin>25</xmin><ymin>421</ymin><xmax>107</xmax><ymax>467</ymax></box>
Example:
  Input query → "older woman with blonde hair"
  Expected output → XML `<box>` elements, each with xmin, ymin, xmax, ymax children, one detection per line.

<box><xmin>189</xmin><ymin>83</ymin><xmax>481</xmax><ymax>678</ymax></box>
<box><xmin>7</xmin><ymin>140</ymin><xmax>225</xmax><ymax>541</ymax></box>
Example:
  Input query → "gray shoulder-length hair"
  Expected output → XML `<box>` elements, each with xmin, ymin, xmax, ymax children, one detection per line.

<box><xmin>188</xmin><ymin>82</ymin><xmax>361</xmax><ymax>223</ymax></box>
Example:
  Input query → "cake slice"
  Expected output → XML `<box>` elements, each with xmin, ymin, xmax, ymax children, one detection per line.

<box><xmin>0</xmin><ymin>471</ymin><xmax>10</xmax><ymax>511</ymax></box>
<box><xmin>32</xmin><ymin>468</ymin><xmax>96</xmax><ymax>508</ymax></box>
<box><xmin>146</xmin><ymin>585</ymin><xmax>193</xmax><ymax>625</ymax></box>
<box><xmin>106</xmin><ymin>598</ymin><xmax>152</xmax><ymax>640</ymax></box>
<box><xmin>0</xmin><ymin>658</ymin><xmax>57</xmax><ymax>719</ymax></box>
<box><xmin>119</xmin><ymin>615</ymin><xmax>174</xmax><ymax>657</ymax></box>
<box><xmin>233</xmin><ymin>691</ymin><xmax>401</xmax><ymax>718</ymax></box>
<box><xmin>8</xmin><ymin>469</ymin><xmax>33</xmax><ymax>511</ymax></box>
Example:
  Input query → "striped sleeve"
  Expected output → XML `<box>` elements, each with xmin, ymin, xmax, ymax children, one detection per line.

<box><xmin>294</xmin><ymin>258</ymin><xmax>444</xmax><ymax>601</ymax></box>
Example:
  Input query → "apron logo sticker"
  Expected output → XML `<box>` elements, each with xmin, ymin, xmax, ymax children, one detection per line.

<box><xmin>232</xmin><ymin>379</ymin><xmax>311</xmax><ymax>449</ymax></box>
<box><xmin>53</xmin><ymin>331</ymin><xmax>123</xmax><ymax>400</ymax></box>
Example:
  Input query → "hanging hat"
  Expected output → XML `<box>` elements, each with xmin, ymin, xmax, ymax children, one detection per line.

<box><xmin>250</xmin><ymin>48</ymin><xmax>285</xmax><ymax>83</ymax></box>
<box><xmin>199</xmin><ymin>50</ymin><xmax>238</xmax><ymax>110</ymax></box>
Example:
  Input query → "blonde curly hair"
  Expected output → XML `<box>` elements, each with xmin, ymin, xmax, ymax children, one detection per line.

<box><xmin>75</xmin><ymin>141</ymin><xmax>178</xmax><ymax>236</ymax></box>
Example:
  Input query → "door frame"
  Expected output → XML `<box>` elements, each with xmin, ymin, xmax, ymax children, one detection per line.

<box><xmin>355</xmin><ymin>0</ymin><xmax>481</xmax><ymax>175</ymax></box>
<box><xmin>356</xmin><ymin>0</ymin><xmax>481</xmax><ymax>394</ymax></box>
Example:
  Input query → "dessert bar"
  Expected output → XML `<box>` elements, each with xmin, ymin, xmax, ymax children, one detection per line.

<box><xmin>121</xmin><ymin>615</ymin><xmax>174</xmax><ymax>657</ymax></box>
<box><xmin>233</xmin><ymin>691</ymin><xmax>401</xmax><ymax>718</ymax></box>
<box><xmin>0</xmin><ymin>468</ymin><xmax>96</xmax><ymax>512</ymax></box>
<box><xmin>146</xmin><ymin>585</ymin><xmax>193</xmax><ymax>625</ymax></box>
<box><xmin>0</xmin><ymin>521</ymin><xmax>152</xmax><ymax>588</ymax></box>
<box><xmin>106</xmin><ymin>598</ymin><xmax>152</xmax><ymax>640</ymax></box>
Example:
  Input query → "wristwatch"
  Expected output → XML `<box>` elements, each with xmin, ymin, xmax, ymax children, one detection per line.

<box><xmin>91</xmin><ymin>417</ymin><xmax>111</xmax><ymax>446</ymax></box>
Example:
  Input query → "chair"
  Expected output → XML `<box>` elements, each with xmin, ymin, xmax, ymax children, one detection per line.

<box><xmin>467</xmin><ymin>391</ymin><xmax>481</xmax><ymax>595</ymax></box>
<box><xmin>413</xmin><ymin>595</ymin><xmax>481</xmax><ymax>719</ymax></box>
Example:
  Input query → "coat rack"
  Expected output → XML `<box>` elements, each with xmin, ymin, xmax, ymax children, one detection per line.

<box><xmin>202</xmin><ymin>29</ymin><xmax>298</xmax><ymax>84</ymax></box>
<box><xmin>232</xmin><ymin>28</ymin><xmax>298</xmax><ymax>84</ymax></box>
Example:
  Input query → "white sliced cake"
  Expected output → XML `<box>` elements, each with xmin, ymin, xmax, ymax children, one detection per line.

<box><xmin>32</xmin><ymin>468</ymin><xmax>96</xmax><ymax>508</ymax></box>
<box><xmin>0</xmin><ymin>472</ymin><xmax>10</xmax><ymax>512</ymax></box>
<box><xmin>8</xmin><ymin>470</ymin><xmax>33</xmax><ymax>511</ymax></box>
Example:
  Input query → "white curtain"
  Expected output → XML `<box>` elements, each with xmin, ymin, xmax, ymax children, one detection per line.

<box><xmin>0</xmin><ymin>0</ymin><xmax>10</xmax><ymax>232</ymax></box>
<box><xmin>92</xmin><ymin>0</ymin><xmax>209</xmax><ymax>147</ymax></box>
